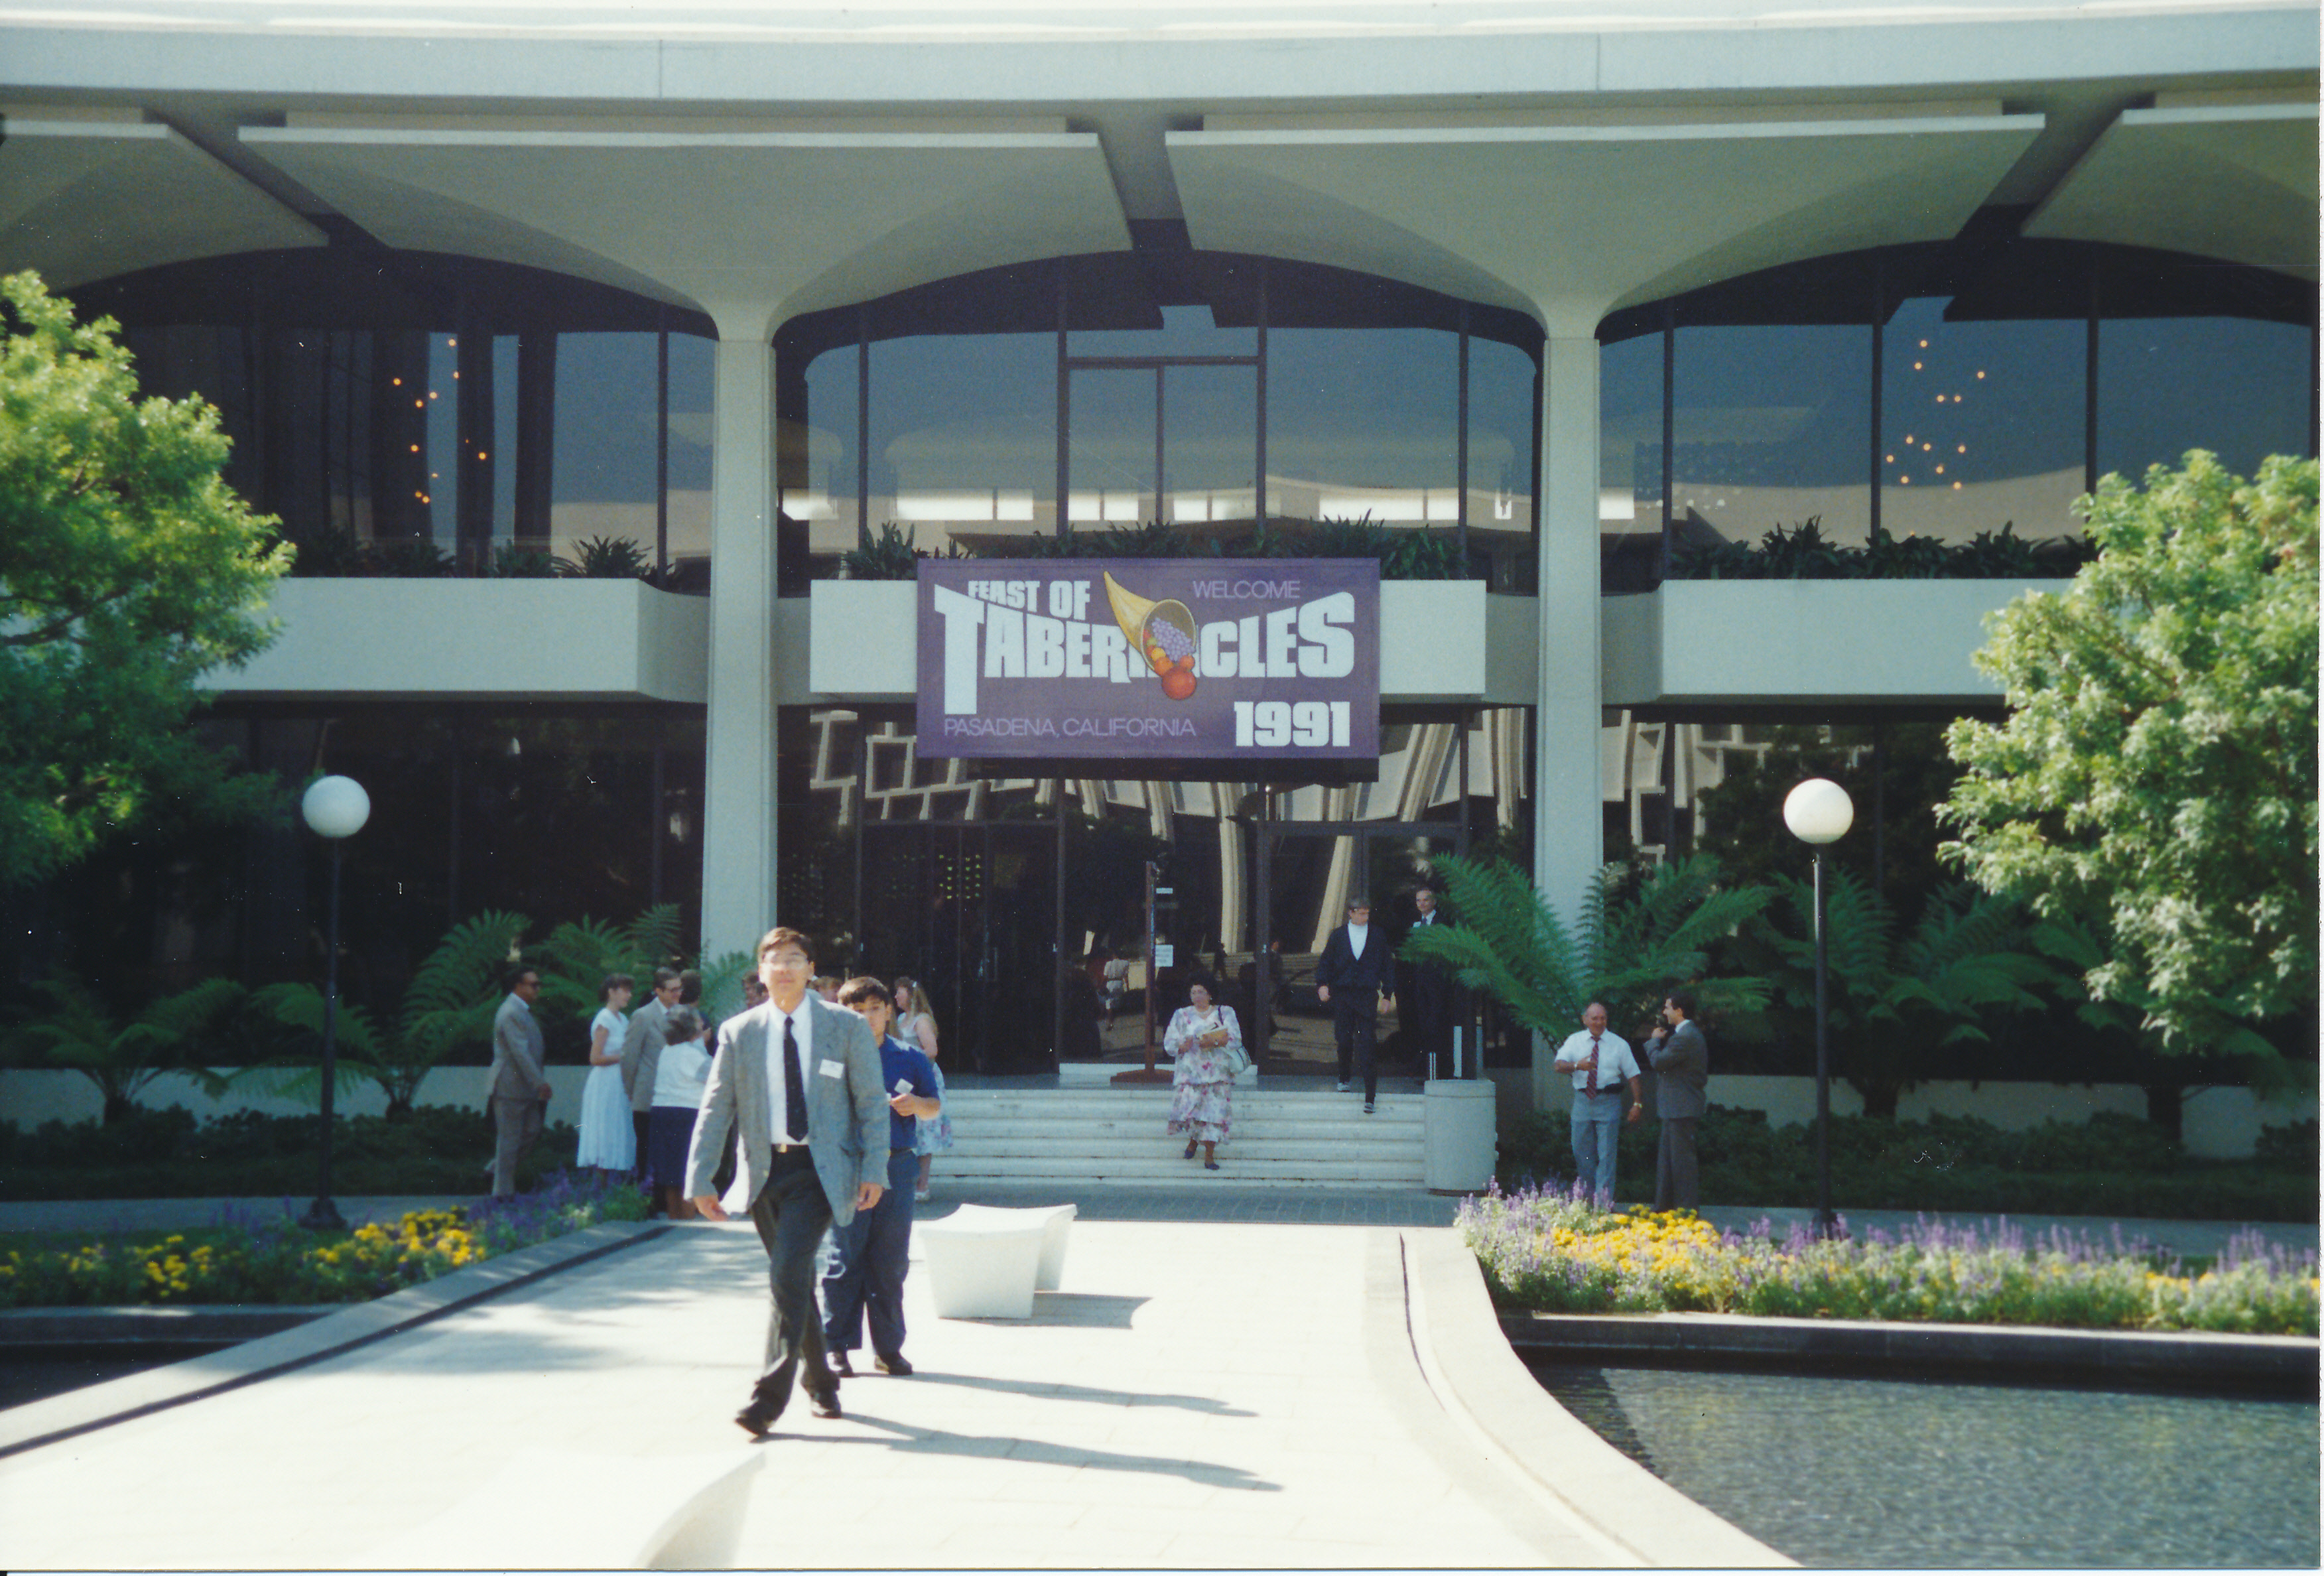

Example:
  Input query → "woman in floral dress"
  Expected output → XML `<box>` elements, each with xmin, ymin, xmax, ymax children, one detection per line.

<box><xmin>1165</xmin><ymin>977</ymin><xmax>1242</xmax><ymax>1171</ymax></box>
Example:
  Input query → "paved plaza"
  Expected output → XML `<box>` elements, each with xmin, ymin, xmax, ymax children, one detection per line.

<box><xmin>0</xmin><ymin>1193</ymin><xmax>1780</xmax><ymax>1570</ymax></box>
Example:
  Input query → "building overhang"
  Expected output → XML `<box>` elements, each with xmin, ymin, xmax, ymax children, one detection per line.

<box><xmin>2024</xmin><ymin>100</ymin><xmax>2319</xmax><ymax>281</ymax></box>
<box><xmin>0</xmin><ymin>108</ymin><xmax>324</xmax><ymax>289</ymax></box>
<box><xmin>1169</xmin><ymin>110</ymin><xmax>2045</xmax><ymax>333</ymax></box>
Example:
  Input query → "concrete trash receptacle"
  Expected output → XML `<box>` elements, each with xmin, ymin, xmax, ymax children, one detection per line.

<box><xmin>1423</xmin><ymin>1078</ymin><xmax>1496</xmax><ymax>1193</ymax></box>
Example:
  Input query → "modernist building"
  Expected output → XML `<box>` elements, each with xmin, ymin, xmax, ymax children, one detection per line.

<box><xmin>2</xmin><ymin>0</ymin><xmax>2314</xmax><ymax>1092</ymax></box>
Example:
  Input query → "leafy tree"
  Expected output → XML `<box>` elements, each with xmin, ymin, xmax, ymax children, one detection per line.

<box><xmin>0</xmin><ymin>272</ymin><xmax>292</xmax><ymax>888</ymax></box>
<box><xmin>1399</xmin><ymin>852</ymin><xmax>1774</xmax><ymax>1043</ymax></box>
<box><xmin>244</xmin><ymin>911</ymin><xmax>529</xmax><ymax>1118</ymax></box>
<box><xmin>1939</xmin><ymin>452</ymin><xmax>2319</xmax><ymax>1060</ymax></box>
<box><xmin>3</xmin><ymin>974</ymin><xmax>241</xmax><ymax>1123</ymax></box>
<box><xmin>1743</xmin><ymin>872</ymin><xmax>2058</xmax><ymax>1119</ymax></box>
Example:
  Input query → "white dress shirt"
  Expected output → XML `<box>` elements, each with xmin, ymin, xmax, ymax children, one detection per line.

<box><xmin>1346</xmin><ymin>922</ymin><xmax>1369</xmax><ymax>958</ymax></box>
<box><xmin>764</xmin><ymin>998</ymin><xmax>814</xmax><ymax>1144</ymax></box>
<box><xmin>1552</xmin><ymin>1029</ymin><xmax>1641</xmax><ymax>1095</ymax></box>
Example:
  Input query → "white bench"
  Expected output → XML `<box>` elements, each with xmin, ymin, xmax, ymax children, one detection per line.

<box><xmin>918</xmin><ymin>1202</ymin><xmax>1077</xmax><ymax>1319</ymax></box>
<box><xmin>361</xmin><ymin>1448</ymin><xmax>761</xmax><ymax>1569</ymax></box>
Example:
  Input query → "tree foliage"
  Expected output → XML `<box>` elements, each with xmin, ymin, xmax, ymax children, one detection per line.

<box><xmin>0</xmin><ymin>271</ymin><xmax>292</xmax><ymax>888</ymax></box>
<box><xmin>1938</xmin><ymin>452</ymin><xmax>2319</xmax><ymax>1059</ymax></box>
<box><xmin>1399</xmin><ymin>852</ymin><xmax>1774</xmax><ymax>1043</ymax></box>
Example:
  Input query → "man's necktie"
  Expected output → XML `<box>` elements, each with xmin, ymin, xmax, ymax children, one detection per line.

<box><xmin>783</xmin><ymin>1014</ymin><xmax>810</xmax><ymax>1143</ymax></box>
<box><xmin>1592</xmin><ymin>1035</ymin><xmax>1607</xmax><ymax>1092</ymax></box>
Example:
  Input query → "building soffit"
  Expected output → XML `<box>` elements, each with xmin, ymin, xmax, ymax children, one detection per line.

<box><xmin>2024</xmin><ymin>102</ymin><xmax>2319</xmax><ymax>282</ymax></box>
<box><xmin>237</xmin><ymin>123</ymin><xmax>1131</xmax><ymax>338</ymax></box>
<box><xmin>0</xmin><ymin>112</ymin><xmax>325</xmax><ymax>289</ymax></box>
<box><xmin>1167</xmin><ymin>113</ymin><xmax>2044</xmax><ymax>336</ymax></box>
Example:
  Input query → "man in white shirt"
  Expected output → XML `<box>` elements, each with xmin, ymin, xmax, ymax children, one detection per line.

<box><xmin>1551</xmin><ymin>1002</ymin><xmax>1644</xmax><ymax>1201</ymax></box>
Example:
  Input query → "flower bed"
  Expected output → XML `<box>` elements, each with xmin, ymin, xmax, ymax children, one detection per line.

<box><xmin>1460</xmin><ymin>1183</ymin><xmax>2319</xmax><ymax>1337</ymax></box>
<box><xmin>0</xmin><ymin>1171</ymin><xmax>649</xmax><ymax>1308</ymax></box>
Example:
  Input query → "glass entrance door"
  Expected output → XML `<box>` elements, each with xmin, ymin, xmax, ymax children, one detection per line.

<box><xmin>1253</xmin><ymin>821</ymin><xmax>1471</xmax><ymax>1078</ymax></box>
<box><xmin>860</xmin><ymin>821</ymin><xmax>1059</xmax><ymax>1075</ymax></box>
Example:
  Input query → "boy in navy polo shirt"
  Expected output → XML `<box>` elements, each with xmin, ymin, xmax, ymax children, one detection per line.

<box><xmin>818</xmin><ymin>975</ymin><xmax>942</xmax><ymax>1376</ymax></box>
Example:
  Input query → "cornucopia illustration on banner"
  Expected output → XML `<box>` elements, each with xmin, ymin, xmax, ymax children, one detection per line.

<box><xmin>1104</xmin><ymin>570</ymin><xmax>1200</xmax><ymax>700</ymax></box>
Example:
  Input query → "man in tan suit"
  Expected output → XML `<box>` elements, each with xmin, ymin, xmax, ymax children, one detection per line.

<box><xmin>690</xmin><ymin>927</ymin><xmax>887</xmax><ymax>1437</ymax></box>
<box><xmin>487</xmin><ymin>966</ymin><xmax>550</xmax><ymax>1198</ymax></box>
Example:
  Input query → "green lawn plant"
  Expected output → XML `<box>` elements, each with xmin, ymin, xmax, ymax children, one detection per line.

<box><xmin>1462</xmin><ymin>1185</ymin><xmax>2318</xmax><ymax>1335</ymax></box>
<box><xmin>1399</xmin><ymin>851</ymin><xmax>1774</xmax><ymax>1043</ymax></box>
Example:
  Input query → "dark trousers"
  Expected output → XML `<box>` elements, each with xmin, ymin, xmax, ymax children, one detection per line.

<box><xmin>746</xmin><ymin>1157</ymin><xmax>838</xmax><ymax>1417</ymax></box>
<box><xmin>1333</xmin><ymin>997</ymin><xmax>1380</xmax><ymax>1101</ymax></box>
<box><xmin>489</xmin><ymin>1094</ymin><xmax>543</xmax><ymax>1198</ymax></box>
<box><xmin>631</xmin><ymin>1110</ymin><xmax>653</xmax><ymax>1181</ymax></box>
<box><xmin>820</xmin><ymin>1149</ymin><xmax>918</xmax><ymax>1359</ymax></box>
<box><xmin>1654</xmin><ymin>1116</ymin><xmax>1700</xmax><ymax>1211</ymax></box>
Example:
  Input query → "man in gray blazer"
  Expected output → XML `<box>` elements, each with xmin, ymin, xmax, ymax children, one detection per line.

<box><xmin>487</xmin><ymin>966</ymin><xmax>551</xmax><ymax>1198</ymax></box>
<box><xmin>621</xmin><ymin>966</ymin><xmax>682</xmax><ymax>1190</ymax></box>
<box><xmin>690</xmin><ymin>927</ymin><xmax>887</xmax><ymax>1437</ymax></box>
<box><xmin>1646</xmin><ymin>988</ymin><xmax>1710</xmax><ymax>1211</ymax></box>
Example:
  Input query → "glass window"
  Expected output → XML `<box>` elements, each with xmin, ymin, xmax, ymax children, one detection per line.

<box><xmin>1673</xmin><ymin>322</ymin><xmax>1872</xmax><ymax>548</ymax></box>
<box><xmin>1881</xmin><ymin>296</ymin><xmax>2085</xmax><ymax>543</ymax></box>
<box><xmin>1070</xmin><ymin>301</ymin><xmax>1258</xmax><ymax>359</ymax></box>
<box><xmin>1469</xmin><ymin>334</ymin><xmax>1539</xmax><ymax>592</ymax></box>
<box><xmin>870</xmin><ymin>329</ymin><xmax>1057</xmax><ymax>554</ymax></box>
<box><xmin>1598</xmin><ymin>328</ymin><xmax>1663</xmax><ymax>591</ymax></box>
<box><xmin>551</xmin><ymin>332</ymin><xmax>661</xmax><ymax>568</ymax></box>
<box><xmin>665</xmin><ymin>333</ymin><xmax>714</xmax><ymax>584</ymax></box>
<box><xmin>779</xmin><ymin>335</ymin><xmax>860</xmax><ymax>581</ymax></box>
<box><xmin>2097</xmin><ymin>315</ymin><xmax>2316</xmax><ymax>481</ymax></box>
<box><xmin>1267</xmin><ymin>326</ymin><xmax>1460</xmax><ymax>525</ymax></box>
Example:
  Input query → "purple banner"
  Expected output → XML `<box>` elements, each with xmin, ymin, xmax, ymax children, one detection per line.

<box><xmin>916</xmin><ymin>559</ymin><xmax>1380</xmax><ymax>761</ymax></box>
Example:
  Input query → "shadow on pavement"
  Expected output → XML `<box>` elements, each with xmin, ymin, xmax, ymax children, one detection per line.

<box><xmin>897</xmin><ymin>1369</ymin><xmax>1257</xmax><ymax>1416</ymax></box>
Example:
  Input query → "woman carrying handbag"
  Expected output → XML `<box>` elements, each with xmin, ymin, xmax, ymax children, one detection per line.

<box><xmin>1165</xmin><ymin>976</ymin><xmax>1244</xmax><ymax>1171</ymax></box>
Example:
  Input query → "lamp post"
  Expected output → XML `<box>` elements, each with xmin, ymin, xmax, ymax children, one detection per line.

<box><xmin>1782</xmin><ymin>777</ymin><xmax>1853</xmax><ymax>1238</ymax></box>
<box><xmin>299</xmin><ymin>775</ymin><xmax>370</xmax><ymax>1232</ymax></box>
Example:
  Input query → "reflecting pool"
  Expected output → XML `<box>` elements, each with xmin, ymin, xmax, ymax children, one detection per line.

<box><xmin>1530</xmin><ymin>1362</ymin><xmax>2319</xmax><ymax>1569</ymax></box>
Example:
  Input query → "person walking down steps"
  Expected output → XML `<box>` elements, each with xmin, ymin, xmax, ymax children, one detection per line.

<box><xmin>1315</xmin><ymin>895</ymin><xmax>1396</xmax><ymax>1114</ymax></box>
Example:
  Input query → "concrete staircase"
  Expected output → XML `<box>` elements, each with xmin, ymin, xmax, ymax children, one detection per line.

<box><xmin>935</xmin><ymin>1081</ymin><xmax>1427</xmax><ymax>1189</ymax></box>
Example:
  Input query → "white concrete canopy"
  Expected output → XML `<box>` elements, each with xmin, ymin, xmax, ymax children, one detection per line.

<box><xmin>238</xmin><ymin>123</ymin><xmax>1131</xmax><ymax>335</ymax></box>
<box><xmin>0</xmin><ymin>114</ymin><xmax>323</xmax><ymax>289</ymax></box>
<box><xmin>1169</xmin><ymin>113</ymin><xmax>2044</xmax><ymax>336</ymax></box>
<box><xmin>2024</xmin><ymin>103</ymin><xmax>2319</xmax><ymax>281</ymax></box>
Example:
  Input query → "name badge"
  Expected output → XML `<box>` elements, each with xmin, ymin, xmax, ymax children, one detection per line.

<box><xmin>819</xmin><ymin>1059</ymin><xmax>846</xmax><ymax>1079</ymax></box>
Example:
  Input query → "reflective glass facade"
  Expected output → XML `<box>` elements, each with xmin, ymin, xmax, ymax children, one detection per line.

<box><xmin>92</xmin><ymin>251</ymin><xmax>715</xmax><ymax>584</ymax></box>
<box><xmin>774</xmin><ymin>249</ymin><xmax>1543</xmax><ymax>592</ymax></box>
<box><xmin>1600</xmin><ymin>239</ymin><xmax>2319</xmax><ymax>586</ymax></box>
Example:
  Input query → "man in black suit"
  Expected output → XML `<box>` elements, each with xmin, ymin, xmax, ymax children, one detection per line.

<box><xmin>1315</xmin><ymin>895</ymin><xmax>1396</xmax><ymax>1114</ymax></box>
<box><xmin>1402</xmin><ymin>884</ymin><xmax>1456</xmax><ymax>1077</ymax></box>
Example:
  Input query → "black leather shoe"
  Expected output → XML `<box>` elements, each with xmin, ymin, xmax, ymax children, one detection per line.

<box><xmin>734</xmin><ymin>1402</ymin><xmax>777</xmax><ymax>1439</ymax></box>
<box><xmin>829</xmin><ymin>1350</ymin><xmax>856</xmax><ymax>1378</ymax></box>
<box><xmin>807</xmin><ymin>1388</ymin><xmax>843</xmax><ymax>1419</ymax></box>
<box><xmin>874</xmin><ymin>1352</ymin><xmax>914</xmax><ymax>1376</ymax></box>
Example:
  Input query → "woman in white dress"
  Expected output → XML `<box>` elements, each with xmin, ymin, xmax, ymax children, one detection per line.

<box><xmin>575</xmin><ymin>972</ymin><xmax>636</xmax><ymax>1174</ymax></box>
<box><xmin>1165</xmin><ymin>978</ymin><xmax>1241</xmax><ymax>1171</ymax></box>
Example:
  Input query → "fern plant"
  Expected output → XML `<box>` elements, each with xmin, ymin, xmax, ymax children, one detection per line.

<box><xmin>1749</xmin><ymin>873</ymin><xmax>2059</xmax><ymax>1118</ymax></box>
<box><xmin>488</xmin><ymin>543</ymin><xmax>560</xmax><ymax>578</ymax></box>
<box><xmin>245</xmin><ymin>910</ymin><xmax>531</xmax><ymax>1118</ymax></box>
<box><xmin>1397</xmin><ymin>852</ymin><xmax>1775</xmax><ymax>1045</ymax></box>
<box><xmin>533</xmin><ymin>905</ymin><xmax>686</xmax><ymax>1024</ymax></box>
<box><xmin>560</xmin><ymin>535</ymin><xmax>655</xmax><ymax>580</ymax></box>
<box><xmin>371</xmin><ymin>537</ymin><xmax>456</xmax><ymax>577</ymax></box>
<box><xmin>3</xmin><ymin>975</ymin><xmax>240</xmax><ymax>1124</ymax></box>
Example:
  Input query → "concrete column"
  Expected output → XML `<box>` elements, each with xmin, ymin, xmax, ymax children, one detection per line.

<box><xmin>699</xmin><ymin>313</ymin><xmax>779</xmax><ymax>960</ymax></box>
<box><xmin>1531</xmin><ymin>334</ymin><xmax>1604</xmax><ymax>1108</ymax></box>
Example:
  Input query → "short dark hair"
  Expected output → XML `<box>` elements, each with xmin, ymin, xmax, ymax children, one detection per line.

<box><xmin>838</xmin><ymin>975</ymin><xmax>889</xmax><ymax>1009</ymax></box>
<box><xmin>677</xmin><ymin>968</ymin><xmax>702</xmax><ymax>1004</ymax></box>
<box><xmin>663</xmin><ymin>1006</ymin><xmax>704</xmax><ymax>1042</ymax></box>
<box><xmin>757</xmin><ymin>927</ymin><xmax>812</xmax><ymax>966</ymax></box>
<box><xmin>1665</xmin><ymin>989</ymin><xmax>1697</xmax><ymax>1018</ymax></box>
<box><xmin>652</xmin><ymin>966</ymin><xmax>682</xmax><ymax>990</ymax></box>
<box><xmin>1346</xmin><ymin>894</ymin><xmax>1371</xmax><ymax>911</ymax></box>
<box><xmin>505</xmin><ymin>964</ymin><xmax>538</xmax><ymax>990</ymax></box>
<box><xmin>602</xmin><ymin>972</ymin><xmax>634</xmax><ymax>998</ymax></box>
